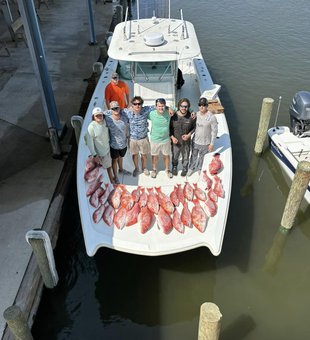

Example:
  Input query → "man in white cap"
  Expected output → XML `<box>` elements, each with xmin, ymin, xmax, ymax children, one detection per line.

<box><xmin>86</xmin><ymin>107</ymin><xmax>113</xmax><ymax>183</ymax></box>
<box><xmin>105</xmin><ymin>72</ymin><xmax>130</xmax><ymax>110</ymax></box>
<box><xmin>104</xmin><ymin>101</ymin><xmax>131</xmax><ymax>184</ymax></box>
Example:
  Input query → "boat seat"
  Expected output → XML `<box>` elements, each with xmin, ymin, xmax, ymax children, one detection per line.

<box><xmin>286</xmin><ymin>142</ymin><xmax>310</xmax><ymax>154</ymax></box>
<box><xmin>134</xmin><ymin>81</ymin><xmax>175</xmax><ymax>107</ymax></box>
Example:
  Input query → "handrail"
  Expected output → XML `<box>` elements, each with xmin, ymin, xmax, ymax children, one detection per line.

<box><xmin>168</xmin><ymin>0</ymin><xmax>171</xmax><ymax>34</ymax></box>
<box><xmin>123</xmin><ymin>6</ymin><xmax>129</xmax><ymax>40</ymax></box>
<box><xmin>137</xmin><ymin>63</ymin><xmax>149</xmax><ymax>81</ymax></box>
<box><xmin>180</xmin><ymin>8</ymin><xmax>185</xmax><ymax>40</ymax></box>
<box><xmin>159</xmin><ymin>61</ymin><xmax>172</xmax><ymax>81</ymax></box>
<box><xmin>137</xmin><ymin>0</ymin><xmax>140</xmax><ymax>34</ymax></box>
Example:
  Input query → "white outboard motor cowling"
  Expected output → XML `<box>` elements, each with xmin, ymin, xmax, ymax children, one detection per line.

<box><xmin>290</xmin><ymin>91</ymin><xmax>310</xmax><ymax>137</ymax></box>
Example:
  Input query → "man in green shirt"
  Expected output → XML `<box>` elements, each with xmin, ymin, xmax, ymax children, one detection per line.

<box><xmin>147</xmin><ymin>98</ymin><xmax>173</xmax><ymax>179</ymax></box>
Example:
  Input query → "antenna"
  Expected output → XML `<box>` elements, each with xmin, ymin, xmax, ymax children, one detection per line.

<box><xmin>123</xmin><ymin>7</ymin><xmax>128</xmax><ymax>40</ymax></box>
<box><xmin>274</xmin><ymin>96</ymin><xmax>282</xmax><ymax>127</ymax></box>
<box><xmin>168</xmin><ymin>0</ymin><xmax>171</xmax><ymax>34</ymax></box>
<box><xmin>137</xmin><ymin>0</ymin><xmax>140</xmax><ymax>34</ymax></box>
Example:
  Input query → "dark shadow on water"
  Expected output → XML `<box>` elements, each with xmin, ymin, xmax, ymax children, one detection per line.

<box><xmin>220</xmin><ymin>314</ymin><xmax>256</xmax><ymax>340</ymax></box>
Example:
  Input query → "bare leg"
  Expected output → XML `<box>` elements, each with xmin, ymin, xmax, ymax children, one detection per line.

<box><xmin>163</xmin><ymin>155</ymin><xmax>170</xmax><ymax>170</ymax></box>
<box><xmin>118</xmin><ymin>155</ymin><xmax>123</xmax><ymax>172</ymax></box>
<box><xmin>112</xmin><ymin>158</ymin><xmax>118</xmax><ymax>180</ymax></box>
<box><xmin>106</xmin><ymin>167</ymin><xmax>114</xmax><ymax>184</ymax></box>
<box><xmin>141</xmin><ymin>154</ymin><xmax>147</xmax><ymax>170</ymax></box>
<box><xmin>152</xmin><ymin>155</ymin><xmax>158</xmax><ymax>170</ymax></box>
<box><xmin>132</xmin><ymin>154</ymin><xmax>139</xmax><ymax>170</ymax></box>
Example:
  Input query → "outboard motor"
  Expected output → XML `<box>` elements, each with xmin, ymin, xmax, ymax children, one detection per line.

<box><xmin>290</xmin><ymin>91</ymin><xmax>310</xmax><ymax>137</ymax></box>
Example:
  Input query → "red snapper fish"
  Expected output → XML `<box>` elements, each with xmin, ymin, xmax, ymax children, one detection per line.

<box><xmin>177</xmin><ymin>184</ymin><xmax>186</xmax><ymax>205</ymax></box>
<box><xmin>99</xmin><ymin>183</ymin><xmax>110</xmax><ymax>205</ymax></box>
<box><xmin>125</xmin><ymin>203</ymin><xmax>141</xmax><ymax>226</ymax></box>
<box><xmin>183</xmin><ymin>182</ymin><xmax>194</xmax><ymax>201</ymax></box>
<box><xmin>157</xmin><ymin>207</ymin><xmax>172</xmax><ymax>234</ymax></box>
<box><xmin>86</xmin><ymin>174</ymin><xmax>103</xmax><ymax>197</ymax></box>
<box><xmin>207</xmin><ymin>188</ymin><xmax>218</xmax><ymax>203</ymax></box>
<box><xmin>114</xmin><ymin>206</ymin><xmax>128</xmax><ymax>230</ymax></box>
<box><xmin>103</xmin><ymin>204</ymin><xmax>115</xmax><ymax>226</ymax></box>
<box><xmin>181</xmin><ymin>202</ymin><xmax>191</xmax><ymax>227</ymax></box>
<box><xmin>202</xmin><ymin>170</ymin><xmax>212</xmax><ymax>190</ymax></box>
<box><xmin>193</xmin><ymin>183</ymin><xmax>206</xmax><ymax>201</ymax></box>
<box><xmin>192</xmin><ymin>199</ymin><xmax>208</xmax><ymax>232</ymax></box>
<box><xmin>95</xmin><ymin>186</ymin><xmax>105</xmax><ymax>197</ymax></box>
<box><xmin>120</xmin><ymin>188</ymin><xmax>135</xmax><ymax>211</ymax></box>
<box><xmin>146</xmin><ymin>188</ymin><xmax>159</xmax><ymax>215</ymax></box>
<box><xmin>209</xmin><ymin>153</ymin><xmax>223</xmax><ymax>175</ymax></box>
<box><xmin>170</xmin><ymin>186</ymin><xmax>179</xmax><ymax>207</ymax></box>
<box><xmin>84</xmin><ymin>163</ymin><xmax>102</xmax><ymax>183</ymax></box>
<box><xmin>92</xmin><ymin>204</ymin><xmax>106</xmax><ymax>223</ymax></box>
<box><xmin>138</xmin><ymin>188</ymin><xmax>148</xmax><ymax>208</ymax></box>
<box><xmin>154</xmin><ymin>187</ymin><xmax>174</xmax><ymax>215</ymax></box>
<box><xmin>172</xmin><ymin>209</ymin><xmax>184</xmax><ymax>234</ymax></box>
<box><xmin>89</xmin><ymin>191</ymin><xmax>99</xmax><ymax>208</ymax></box>
<box><xmin>138</xmin><ymin>206</ymin><xmax>154</xmax><ymax>234</ymax></box>
<box><xmin>205</xmin><ymin>197</ymin><xmax>217</xmax><ymax>217</ymax></box>
<box><xmin>84</xmin><ymin>155</ymin><xmax>96</xmax><ymax>174</ymax></box>
<box><xmin>214</xmin><ymin>175</ymin><xmax>224</xmax><ymax>198</ymax></box>
<box><xmin>132</xmin><ymin>186</ymin><xmax>141</xmax><ymax>203</ymax></box>
<box><xmin>108</xmin><ymin>185</ymin><xmax>122</xmax><ymax>209</ymax></box>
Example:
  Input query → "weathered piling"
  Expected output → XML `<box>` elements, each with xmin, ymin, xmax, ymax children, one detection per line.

<box><xmin>281</xmin><ymin>161</ymin><xmax>310</xmax><ymax>230</ymax></box>
<box><xmin>26</xmin><ymin>230</ymin><xmax>59</xmax><ymax>289</ymax></box>
<box><xmin>93</xmin><ymin>61</ymin><xmax>103</xmax><ymax>83</ymax></box>
<box><xmin>115</xmin><ymin>4</ymin><xmax>123</xmax><ymax>24</ymax></box>
<box><xmin>3</xmin><ymin>306</ymin><xmax>34</xmax><ymax>340</ymax></box>
<box><xmin>254</xmin><ymin>98</ymin><xmax>274</xmax><ymax>154</ymax></box>
<box><xmin>71</xmin><ymin>116</ymin><xmax>84</xmax><ymax>145</ymax></box>
<box><xmin>198</xmin><ymin>302</ymin><xmax>222</xmax><ymax>340</ymax></box>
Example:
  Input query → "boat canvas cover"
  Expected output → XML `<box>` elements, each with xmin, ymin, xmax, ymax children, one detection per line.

<box><xmin>108</xmin><ymin>18</ymin><xmax>201</xmax><ymax>62</ymax></box>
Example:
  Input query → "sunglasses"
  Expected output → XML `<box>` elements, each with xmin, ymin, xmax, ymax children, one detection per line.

<box><xmin>132</xmin><ymin>102</ymin><xmax>142</xmax><ymax>106</ymax></box>
<box><xmin>111</xmin><ymin>107</ymin><xmax>120</xmax><ymax>111</ymax></box>
<box><xmin>198</xmin><ymin>104</ymin><xmax>207</xmax><ymax>107</ymax></box>
<box><xmin>180</xmin><ymin>105</ymin><xmax>188</xmax><ymax>109</ymax></box>
<box><xmin>156</xmin><ymin>98</ymin><xmax>165</xmax><ymax>102</ymax></box>
<box><xmin>112</xmin><ymin>77</ymin><xmax>119</xmax><ymax>80</ymax></box>
<box><xmin>95</xmin><ymin>114</ymin><xmax>103</xmax><ymax>117</ymax></box>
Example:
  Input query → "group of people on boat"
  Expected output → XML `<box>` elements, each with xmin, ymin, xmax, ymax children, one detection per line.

<box><xmin>86</xmin><ymin>72</ymin><xmax>218</xmax><ymax>185</ymax></box>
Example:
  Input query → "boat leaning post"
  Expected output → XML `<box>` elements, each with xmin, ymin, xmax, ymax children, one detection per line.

<box><xmin>3</xmin><ymin>306</ymin><xmax>34</xmax><ymax>340</ymax></box>
<box><xmin>198</xmin><ymin>302</ymin><xmax>222</xmax><ymax>340</ymax></box>
<box><xmin>280</xmin><ymin>161</ymin><xmax>310</xmax><ymax>231</ymax></box>
<box><xmin>25</xmin><ymin>230</ymin><xmax>59</xmax><ymax>289</ymax></box>
<box><xmin>254</xmin><ymin>98</ymin><xmax>274</xmax><ymax>155</ymax></box>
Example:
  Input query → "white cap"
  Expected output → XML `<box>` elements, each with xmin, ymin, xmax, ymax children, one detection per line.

<box><xmin>92</xmin><ymin>107</ymin><xmax>104</xmax><ymax>115</ymax></box>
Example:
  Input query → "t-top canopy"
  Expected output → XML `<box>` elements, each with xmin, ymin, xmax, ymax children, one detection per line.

<box><xmin>108</xmin><ymin>18</ymin><xmax>201</xmax><ymax>62</ymax></box>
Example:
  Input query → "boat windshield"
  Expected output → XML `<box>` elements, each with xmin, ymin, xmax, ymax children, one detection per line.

<box><xmin>135</xmin><ymin>61</ymin><xmax>173</xmax><ymax>80</ymax></box>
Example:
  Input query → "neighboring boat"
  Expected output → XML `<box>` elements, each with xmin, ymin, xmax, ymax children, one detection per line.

<box><xmin>268</xmin><ymin>91</ymin><xmax>310</xmax><ymax>204</ymax></box>
<box><xmin>76</xmin><ymin>6</ymin><xmax>232</xmax><ymax>257</ymax></box>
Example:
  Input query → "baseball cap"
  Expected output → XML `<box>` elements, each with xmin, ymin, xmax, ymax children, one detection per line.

<box><xmin>198</xmin><ymin>97</ymin><xmax>208</xmax><ymax>106</ymax></box>
<box><xmin>110</xmin><ymin>101</ymin><xmax>120</xmax><ymax>109</ymax></box>
<box><xmin>111</xmin><ymin>72</ymin><xmax>119</xmax><ymax>78</ymax></box>
<box><xmin>92</xmin><ymin>107</ymin><xmax>104</xmax><ymax>115</ymax></box>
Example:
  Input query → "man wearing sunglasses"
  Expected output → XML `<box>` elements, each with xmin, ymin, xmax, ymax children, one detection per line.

<box><xmin>104</xmin><ymin>101</ymin><xmax>131</xmax><ymax>184</ymax></box>
<box><xmin>170</xmin><ymin>98</ymin><xmax>196</xmax><ymax>177</ymax></box>
<box><xmin>188</xmin><ymin>97</ymin><xmax>218</xmax><ymax>176</ymax></box>
<box><xmin>105</xmin><ymin>72</ymin><xmax>130</xmax><ymax>110</ymax></box>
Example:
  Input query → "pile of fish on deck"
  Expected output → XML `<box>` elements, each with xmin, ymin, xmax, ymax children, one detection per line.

<box><xmin>84</xmin><ymin>154</ymin><xmax>224</xmax><ymax>234</ymax></box>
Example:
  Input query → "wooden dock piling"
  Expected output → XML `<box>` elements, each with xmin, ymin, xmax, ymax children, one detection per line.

<box><xmin>281</xmin><ymin>161</ymin><xmax>310</xmax><ymax>230</ymax></box>
<box><xmin>198</xmin><ymin>302</ymin><xmax>222</xmax><ymax>340</ymax></box>
<box><xmin>3</xmin><ymin>306</ymin><xmax>34</xmax><ymax>340</ymax></box>
<box><xmin>254</xmin><ymin>98</ymin><xmax>274</xmax><ymax>155</ymax></box>
<box><xmin>26</xmin><ymin>230</ymin><xmax>59</xmax><ymax>289</ymax></box>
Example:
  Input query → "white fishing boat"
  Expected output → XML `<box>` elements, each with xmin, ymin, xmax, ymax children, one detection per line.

<box><xmin>268</xmin><ymin>91</ymin><xmax>310</xmax><ymax>204</ymax></box>
<box><xmin>76</xmin><ymin>5</ymin><xmax>232</xmax><ymax>256</ymax></box>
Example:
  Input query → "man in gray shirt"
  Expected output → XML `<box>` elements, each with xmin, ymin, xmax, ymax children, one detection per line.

<box><xmin>188</xmin><ymin>97</ymin><xmax>218</xmax><ymax>176</ymax></box>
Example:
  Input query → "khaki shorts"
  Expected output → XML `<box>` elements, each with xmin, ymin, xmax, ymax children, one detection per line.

<box><xmin>150</xmin><ymin>140</ymin><xmax>171</xmax><ymax>156</ymax></box>
<box><xmin>129</xmin><ymin>137</ymin><xmax>150</xmax><ymax>155</ymax></box>
<box><xmin>99</xmin><ymin>151</ymin><xmax>112</xmax><ymax>169</ymax></box>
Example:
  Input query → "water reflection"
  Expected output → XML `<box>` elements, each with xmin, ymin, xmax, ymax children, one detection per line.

<box><xmin>240</xmin><ymin>153</ymin><xmax>261</xmax><ymax>197</ymax></box>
